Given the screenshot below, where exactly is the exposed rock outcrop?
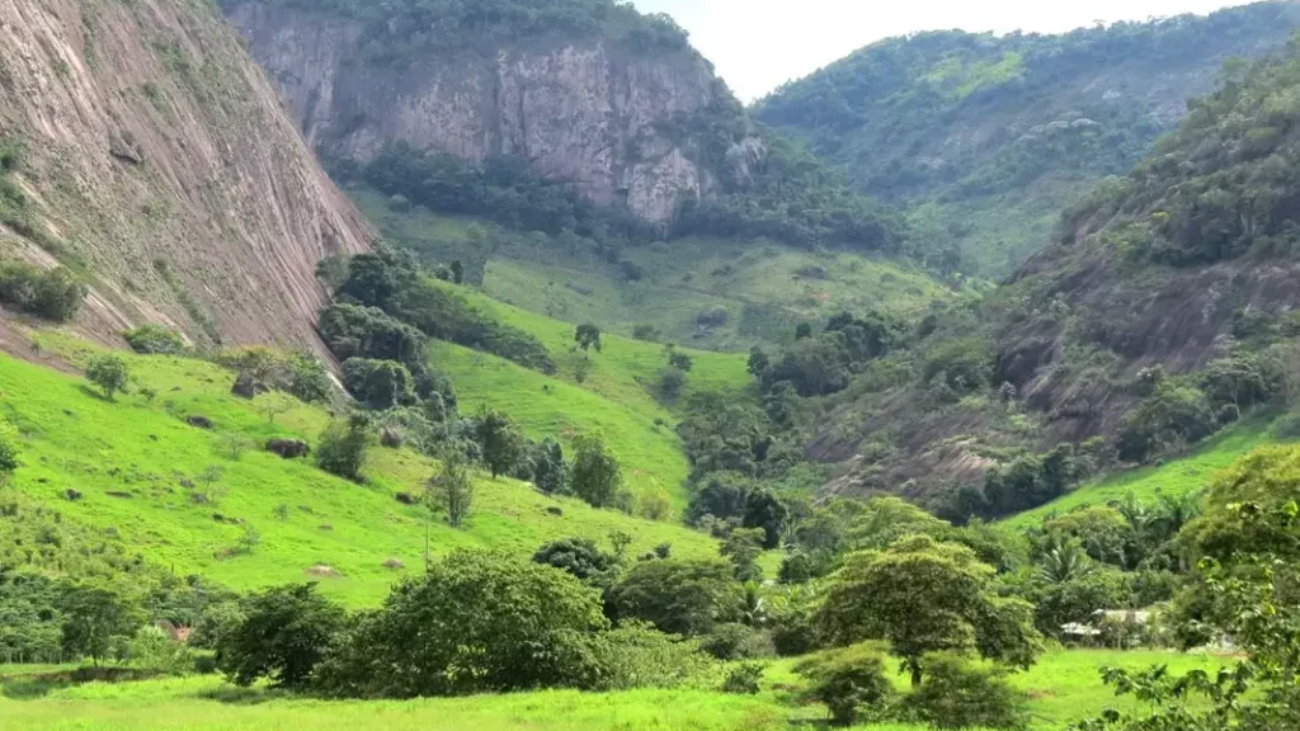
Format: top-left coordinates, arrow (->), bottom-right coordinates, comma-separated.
0,0 -> 372,355
224,3 -> 753,225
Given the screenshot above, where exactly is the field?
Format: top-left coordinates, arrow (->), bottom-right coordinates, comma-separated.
352,187 -> 960,351
0,649 -> 1229,730
2,332 -> 732,607
1001,418 -> 1288,531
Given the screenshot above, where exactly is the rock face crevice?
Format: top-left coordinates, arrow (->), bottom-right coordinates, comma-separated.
224,3 -> 742,225
0,0 -> 372,355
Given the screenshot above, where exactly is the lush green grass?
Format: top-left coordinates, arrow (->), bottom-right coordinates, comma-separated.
1002,419 -> 1287,531
352,187 -> 959,351
4,332 -> 729,606
0,649 -> 1229,730
425,279 -> 753,513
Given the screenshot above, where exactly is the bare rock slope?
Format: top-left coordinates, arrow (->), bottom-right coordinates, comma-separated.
0,0 -> 371,353
224,2 -> 746,225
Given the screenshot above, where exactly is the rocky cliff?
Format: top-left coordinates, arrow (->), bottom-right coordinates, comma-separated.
0,0 -> 371,355
223,2 -> 749,225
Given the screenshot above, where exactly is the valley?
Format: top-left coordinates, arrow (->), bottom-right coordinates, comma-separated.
1,1 -> 1300,730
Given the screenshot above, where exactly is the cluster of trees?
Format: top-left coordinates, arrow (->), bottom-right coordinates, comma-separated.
354,144 -> 656,246
0,260 -> 86,322
1061,23 -> 1300,266
321,250 -> 554,374
748,311 -> 910,398
220,0 -> 690,63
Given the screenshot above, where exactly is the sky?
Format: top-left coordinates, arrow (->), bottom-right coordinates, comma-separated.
632,0 -> 1253,101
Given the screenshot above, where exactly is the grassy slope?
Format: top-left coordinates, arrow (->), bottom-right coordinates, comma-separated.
353,188 -> 959,351
427,279 -> 752,512
1002,420 -> 1287,531
0,650 -> 1227,730
4,333 -> 727,607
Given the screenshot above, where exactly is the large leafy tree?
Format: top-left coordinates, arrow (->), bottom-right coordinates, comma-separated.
817,534 -> 1042,687
474,409 -> 524,480
570,434 -> 622,508
609,559 -> 742,636
216,583 -> 346,690
59,585 -> 142,666
318,551 -> 607,698
86,354 -> 129,401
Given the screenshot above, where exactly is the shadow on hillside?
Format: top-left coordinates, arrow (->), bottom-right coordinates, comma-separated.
75,384 -> 113,403
196,685 -> 286,706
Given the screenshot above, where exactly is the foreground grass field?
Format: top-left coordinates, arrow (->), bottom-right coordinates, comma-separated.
352,187 -> 960,351
3,333 -> 730,606
0,649 -> 1228,730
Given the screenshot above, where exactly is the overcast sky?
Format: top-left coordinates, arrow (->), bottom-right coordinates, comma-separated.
632,0 -> 1253,101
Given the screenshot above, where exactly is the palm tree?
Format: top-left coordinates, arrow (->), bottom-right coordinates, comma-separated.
1039,540 -> 1094,585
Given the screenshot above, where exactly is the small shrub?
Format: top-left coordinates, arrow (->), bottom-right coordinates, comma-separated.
658,368 -> 686,399
701,623 -> 770,661
317,415 -> 370,482
86,354 -> 130,400
899,653 -> 1026,730
632,324 -> 661,342
124,324 -> 186,355
0,420 -> 19,477
721,661 -> 766,695
796,642 -> 895,727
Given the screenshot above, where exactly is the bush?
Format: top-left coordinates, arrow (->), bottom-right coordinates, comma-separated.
316,415 -> 370,482
658,367 -> 687,399
317,551 -> 608,698
532,537 -> 617,585
124,324 -> 186,355
588,621 -> 719,691
700,623 -> 772,661
721,661 -> 766,694
216,584 -> 346,690
796,642 -> 895,727
923,337 -> 994,395
899,653 -> 1026,730
609,560 -> 742,636
0,420 -> 19,477
128,626 -> 196,675
0,261 -> 86,322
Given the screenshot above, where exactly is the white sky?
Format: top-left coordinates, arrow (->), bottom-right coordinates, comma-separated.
631,0 -> 1253,101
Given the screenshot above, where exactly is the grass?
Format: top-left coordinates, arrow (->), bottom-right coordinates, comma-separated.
0,649 -> 1230,730
4,332 -> 730,607
424,279 -> 753,513
351,187 -> 960,351
1001,419 -> 1287,531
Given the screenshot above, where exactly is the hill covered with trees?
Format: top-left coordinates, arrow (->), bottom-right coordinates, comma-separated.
755,2 -> 1300,275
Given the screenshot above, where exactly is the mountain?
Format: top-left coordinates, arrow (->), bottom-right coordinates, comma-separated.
0,0 -> 371,354
221,0 -> 759,226
799,31 -> 1300,517
755,2 -> 1300,276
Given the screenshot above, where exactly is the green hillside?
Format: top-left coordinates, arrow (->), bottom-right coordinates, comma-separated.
3,332 -> 729,607
353,188 -> 960,351
755,2 -> 1300,275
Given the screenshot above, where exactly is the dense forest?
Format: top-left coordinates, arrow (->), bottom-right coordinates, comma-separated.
755,2 -> 1300,274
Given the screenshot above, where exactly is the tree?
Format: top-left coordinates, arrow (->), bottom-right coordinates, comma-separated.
532,537 -> 617,585
530,439 -> 566,494
60,585 -> 142,666
86,354 -> 129,400
743,488 -> 789,549
474,409 -> 524,480
289,355 -> 334,404
216,584 -> 346,690
796,642 -> 895,727
342,358 -> 418,410
747,346 -> 770,379
570,434 -> 622,508
428,454 -> 474,528
668,351 -> 693,372
575,323 -> 602,353
720,528 -> 765,582
817,535 -> 1042,687
795,322 -> 813,340
316,414 -> 370,482
317,551 -> 608,698
609,560 -> 742,636
336,253 -> 402,309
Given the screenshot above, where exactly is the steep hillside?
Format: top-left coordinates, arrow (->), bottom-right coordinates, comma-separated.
0,0 -> 372,353
753,36 -> 1300,520
221,0 -> 752,226
756,2 -> 1300,275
